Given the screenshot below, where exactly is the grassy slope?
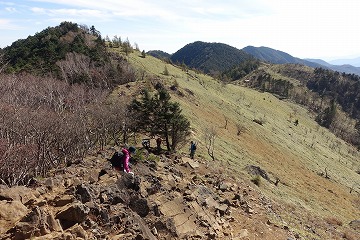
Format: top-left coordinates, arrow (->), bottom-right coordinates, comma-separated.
119,50 -> 359,235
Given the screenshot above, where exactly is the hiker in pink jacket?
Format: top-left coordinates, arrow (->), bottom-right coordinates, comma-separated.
121,146 -> 136,174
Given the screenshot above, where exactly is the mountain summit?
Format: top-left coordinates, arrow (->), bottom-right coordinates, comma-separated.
170,41 -> 253,74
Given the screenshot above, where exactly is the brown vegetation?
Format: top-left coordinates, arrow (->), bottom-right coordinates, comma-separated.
0,74 -> 130,186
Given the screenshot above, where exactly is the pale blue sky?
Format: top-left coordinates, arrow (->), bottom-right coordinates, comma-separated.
1,0 -> 359,60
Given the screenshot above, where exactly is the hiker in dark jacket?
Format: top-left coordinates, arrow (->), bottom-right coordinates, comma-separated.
189,141 -> 196,159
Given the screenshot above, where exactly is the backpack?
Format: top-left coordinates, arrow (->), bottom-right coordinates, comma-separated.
108,151 -> 125,170
193,143 -> 197,151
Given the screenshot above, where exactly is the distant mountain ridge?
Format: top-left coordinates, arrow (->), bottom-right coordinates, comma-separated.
146,50 -> 171,60
149,42 -> 360,76
329,56 -> 360,67
242,46 -> 322,68
306,58 -> 360,75
242,46 -> 360,75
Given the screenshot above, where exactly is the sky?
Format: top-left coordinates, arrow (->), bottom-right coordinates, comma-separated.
1,0 -> 360,60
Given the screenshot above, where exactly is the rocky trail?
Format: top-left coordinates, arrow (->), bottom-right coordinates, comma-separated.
0,147 -> 328,239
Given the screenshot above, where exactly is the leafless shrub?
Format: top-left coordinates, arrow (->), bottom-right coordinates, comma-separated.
57,52 -> 135,89
204,126 -> 217,161
0,52 -> 9,73
0,74 -> 129,186
236,123 -> 246,135
221,114 -> 228,129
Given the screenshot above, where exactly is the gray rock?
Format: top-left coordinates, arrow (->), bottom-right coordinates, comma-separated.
349,219 -> 360,230
75,184 -> 95,203
219,183 -> 229,191
130,197 -> 150,217
56,203 -> 90,229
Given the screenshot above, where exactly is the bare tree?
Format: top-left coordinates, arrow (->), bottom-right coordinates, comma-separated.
204,126 -> 217,161
0,73 -> 129,186
223,114 -> 228,129
236,123 -> 246,135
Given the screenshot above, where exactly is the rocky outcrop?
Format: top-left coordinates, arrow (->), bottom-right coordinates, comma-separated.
2,149 -> 354,239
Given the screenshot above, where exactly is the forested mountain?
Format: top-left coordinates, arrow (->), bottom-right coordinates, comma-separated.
170,41 -> 253,75
3,21 -> 135,88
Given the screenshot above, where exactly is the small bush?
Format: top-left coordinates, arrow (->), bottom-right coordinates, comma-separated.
163,65 -> 169,76
253,119 -> 264,125
147,153 -> 160,162
251,175 -> 261,186
236,123 -> 246,135
132,149 -> 145,162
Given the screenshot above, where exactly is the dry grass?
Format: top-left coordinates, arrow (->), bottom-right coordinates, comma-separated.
324,217 -> 343,226
343,231 -> 358,240
120,50 -> 360,238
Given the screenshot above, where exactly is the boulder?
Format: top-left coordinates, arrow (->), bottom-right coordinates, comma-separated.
245,165 -> 270,181
67,224 -> 88,239
158,196 -> 197,237
6,205 -> 63,238
129,197 -> 150,217
13,222 -> 38,240
349,219 -> 360,230
46,213 -> 63,232
75,184 -> 96,203
0,185 -> 39,203
53,194 -> 75,207
0,200 -> 29,234
56,203 -> 90,229
182,157 -> 200,169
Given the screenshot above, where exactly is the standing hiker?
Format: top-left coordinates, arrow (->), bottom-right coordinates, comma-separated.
189,141 -> 196,159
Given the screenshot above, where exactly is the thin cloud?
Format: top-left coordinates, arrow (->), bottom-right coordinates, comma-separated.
30,7 -> 107,18
5,7 -> 18,13
2,0 -> 360,58
0,19 -> 24,30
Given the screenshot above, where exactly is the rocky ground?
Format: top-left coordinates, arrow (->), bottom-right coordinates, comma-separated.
0,147 -> 358,240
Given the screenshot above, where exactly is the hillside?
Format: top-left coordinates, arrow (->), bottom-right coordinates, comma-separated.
1,27 -> 360,239
1,48 -> 359,239
125,51 -> 360,239
170,41 -> 253,75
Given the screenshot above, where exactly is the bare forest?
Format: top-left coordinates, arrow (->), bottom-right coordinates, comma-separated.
0,73 -> 131,186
